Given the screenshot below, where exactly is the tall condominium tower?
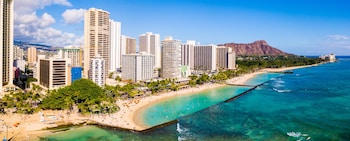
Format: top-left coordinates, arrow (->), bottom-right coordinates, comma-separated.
194,45 -> 217,71
139,32 -> 161,68
89,55 -> 105,87
121,53 -> 155,82
161,36 -> 181,79
217,46 -> 236,70
84,8 -> 110,81
109,20 -> 121,71
0,0 -> 14,96
181,40 -> 195,70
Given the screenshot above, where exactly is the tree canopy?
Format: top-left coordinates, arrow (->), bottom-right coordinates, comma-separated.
40,79 -> 117,114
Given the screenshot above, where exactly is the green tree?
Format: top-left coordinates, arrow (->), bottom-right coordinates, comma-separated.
188,75 -> 198,86
197,74 -> 210,84
115,76 -> 122,81
109,72 -> 113,78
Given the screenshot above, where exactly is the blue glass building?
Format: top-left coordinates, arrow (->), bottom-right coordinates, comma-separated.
71,67 -> 82,83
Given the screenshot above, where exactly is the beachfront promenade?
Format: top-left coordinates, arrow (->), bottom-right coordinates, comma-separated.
1,65 -> 316,140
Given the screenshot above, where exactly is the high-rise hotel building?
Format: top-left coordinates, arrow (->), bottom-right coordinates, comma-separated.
84,8 -> 110,82
109,20 -> 121,71
181,40 -> 195,70
0,0 -> 14,96
217,46 -> 236,70
139,32 -> 161,68
121,53 -> 155,82
194,45 -> 217,71
161,37 -> 181,79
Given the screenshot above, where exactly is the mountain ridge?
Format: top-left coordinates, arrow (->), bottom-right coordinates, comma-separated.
220,40 -> 293,56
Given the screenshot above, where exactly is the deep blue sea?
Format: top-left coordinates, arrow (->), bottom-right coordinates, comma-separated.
45,57 -> 350,141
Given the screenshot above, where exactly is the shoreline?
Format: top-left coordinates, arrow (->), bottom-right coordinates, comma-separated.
132,83 -> 226,129
130,64 -> 318,130
4,64 -> 317,140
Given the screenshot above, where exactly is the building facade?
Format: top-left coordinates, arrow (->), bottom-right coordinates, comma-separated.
89,55 -> 105,87
193,45 -> 217,71
84,8 -> 110,81
181,40 -> 195,70
0,0 -> 14,96
71,67 -> 82,83
139,32 -> 161,68
121,35 -> 136,55
39,58 -> 69,90
161,37 -> 182,79
120,35 -> 136,70
14,45 -> 24,60
320,54 -> 336,62
14,59 -> 26,72
57,47 -> 82,67
27,47 -> 37,66
121,53 -> 155,82
110,20 -> 121,71
217,46 -> 236,70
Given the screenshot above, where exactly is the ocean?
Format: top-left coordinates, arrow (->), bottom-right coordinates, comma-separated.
44,56 -> 350,141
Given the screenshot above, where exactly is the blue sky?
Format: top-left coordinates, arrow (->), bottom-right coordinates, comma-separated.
14,0 -> 350,55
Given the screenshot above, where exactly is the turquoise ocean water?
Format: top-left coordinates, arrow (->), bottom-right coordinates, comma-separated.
44,57 -> 350,141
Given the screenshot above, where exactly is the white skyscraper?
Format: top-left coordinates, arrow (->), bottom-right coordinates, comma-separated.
1,0 -> 14,96
161,36 -> 182,79
89,55 -> 105,87
110,20 -> 121,71
139,32 -> 161,68
121,53 -> 155,82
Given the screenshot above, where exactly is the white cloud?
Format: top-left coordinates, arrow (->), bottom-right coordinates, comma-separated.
52,0 -> 72,6
13,0 -> 84,47
327,35 -> 349,40
15,0 -> 71,14
321,35 -> 350,52
62,8 -> 86,24
40,13 -> 56,27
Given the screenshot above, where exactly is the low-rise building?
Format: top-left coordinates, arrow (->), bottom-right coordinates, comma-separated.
39,58 -> 69,90
89,55 -> 105,87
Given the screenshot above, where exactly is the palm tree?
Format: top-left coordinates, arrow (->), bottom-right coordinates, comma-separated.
31,93 -> 41,108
